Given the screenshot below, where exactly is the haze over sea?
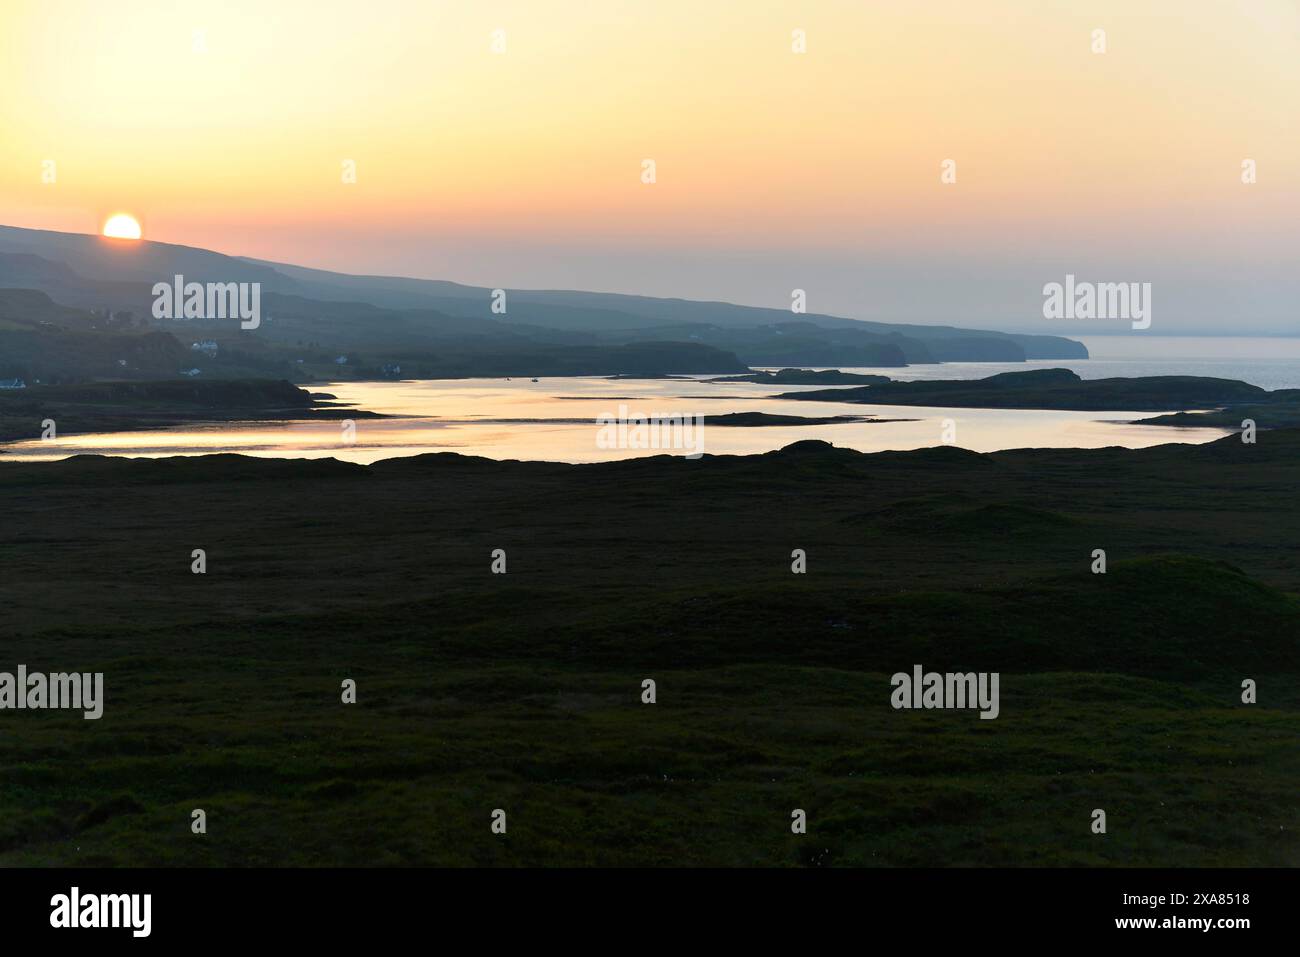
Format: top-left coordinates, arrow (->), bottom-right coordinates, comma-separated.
885,337 -> 1300,391
4,337 -> 1297,464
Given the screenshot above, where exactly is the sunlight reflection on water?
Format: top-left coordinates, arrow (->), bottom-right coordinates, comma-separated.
0,373 -> 1231,464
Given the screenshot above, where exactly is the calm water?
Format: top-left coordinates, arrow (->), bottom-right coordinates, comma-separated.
4,336 -> 1296,464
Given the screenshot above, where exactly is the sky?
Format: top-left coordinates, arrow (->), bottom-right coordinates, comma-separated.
1,0 -> 1297,334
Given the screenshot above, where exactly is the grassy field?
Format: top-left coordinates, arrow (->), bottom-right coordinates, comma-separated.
1,433 -> 1297,866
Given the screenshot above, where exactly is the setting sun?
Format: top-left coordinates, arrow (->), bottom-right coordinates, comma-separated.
102,213 -> 141,240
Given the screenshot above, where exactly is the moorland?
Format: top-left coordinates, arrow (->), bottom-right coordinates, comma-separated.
1,432 -> 1296,866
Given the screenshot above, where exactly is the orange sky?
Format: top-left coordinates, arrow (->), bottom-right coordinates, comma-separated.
1,0 -> 1297,329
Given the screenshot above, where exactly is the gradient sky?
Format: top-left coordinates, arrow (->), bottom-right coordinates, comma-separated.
2,0 -> 1297,333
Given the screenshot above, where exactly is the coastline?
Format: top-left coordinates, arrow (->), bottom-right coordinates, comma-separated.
0,379 -> 382,447
3,366 -> 1281,456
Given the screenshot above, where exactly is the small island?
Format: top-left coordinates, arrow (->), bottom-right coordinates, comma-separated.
777,368 -> 1282,417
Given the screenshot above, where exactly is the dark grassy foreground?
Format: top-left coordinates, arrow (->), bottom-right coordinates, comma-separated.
1,432 -> 1298,866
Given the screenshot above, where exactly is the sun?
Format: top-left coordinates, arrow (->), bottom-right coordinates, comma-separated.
102,213 -> 142,240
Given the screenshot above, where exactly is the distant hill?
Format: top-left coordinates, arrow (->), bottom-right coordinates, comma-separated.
0,223 -> 1088,382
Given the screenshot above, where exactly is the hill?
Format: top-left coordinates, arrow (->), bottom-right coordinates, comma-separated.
0,224 -> 1088,381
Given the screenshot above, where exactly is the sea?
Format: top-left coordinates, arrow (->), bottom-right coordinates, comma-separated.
3,336 -> 1298,464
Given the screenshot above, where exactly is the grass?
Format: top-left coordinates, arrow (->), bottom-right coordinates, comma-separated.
1,432 -> 1297,866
